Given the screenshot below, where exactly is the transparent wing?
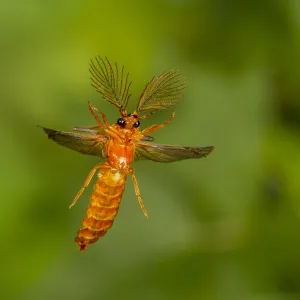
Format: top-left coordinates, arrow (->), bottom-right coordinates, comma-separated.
73,125 -> 105,135
134,141 -> 214,163
42,127 -> 107,158
90,56 -> 132,109
136,70 -> 187,114
140,135 -> 154,141
73,126 -> 154,141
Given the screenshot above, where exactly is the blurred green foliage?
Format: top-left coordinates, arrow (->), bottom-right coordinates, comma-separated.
1,0 -> 300,299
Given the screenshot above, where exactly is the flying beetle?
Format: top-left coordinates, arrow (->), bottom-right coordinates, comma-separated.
42,56 -> 214,251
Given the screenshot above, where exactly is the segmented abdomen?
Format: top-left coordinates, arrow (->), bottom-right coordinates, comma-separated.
75,168 -> 126,251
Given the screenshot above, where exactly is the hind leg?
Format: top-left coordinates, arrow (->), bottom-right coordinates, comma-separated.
128,169 -> 148,219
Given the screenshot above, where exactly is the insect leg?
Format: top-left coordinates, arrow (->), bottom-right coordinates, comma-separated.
88,101 -> 107,129
141,112 -> 175,136
88,101 -> 123,143
90,105 -> 110,127
128,169 -> 148,219
138,111 -> 154,120
69,163 -> 108,209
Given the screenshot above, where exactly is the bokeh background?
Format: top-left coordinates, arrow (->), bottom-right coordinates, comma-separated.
1,0 -> 300,299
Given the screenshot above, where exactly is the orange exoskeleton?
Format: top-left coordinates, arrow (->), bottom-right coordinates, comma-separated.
42,56 -> 214,251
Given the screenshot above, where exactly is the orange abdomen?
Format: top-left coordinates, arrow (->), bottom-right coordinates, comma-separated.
75,168 -> 126,251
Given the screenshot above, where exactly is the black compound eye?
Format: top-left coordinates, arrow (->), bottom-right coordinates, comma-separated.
117,118 -> 126,127
133,120 -> 140,128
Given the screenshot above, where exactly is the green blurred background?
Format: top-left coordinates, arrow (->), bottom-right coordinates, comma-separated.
1,0 -> 300,299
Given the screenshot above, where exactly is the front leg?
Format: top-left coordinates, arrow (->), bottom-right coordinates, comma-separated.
88,101 -> 107,130
88,101 -> 124,143
89,102 -> 110,127
142,112 -> 175,136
